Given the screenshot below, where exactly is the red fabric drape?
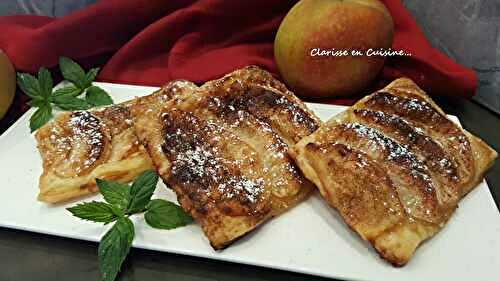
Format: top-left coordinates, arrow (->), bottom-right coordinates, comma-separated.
0,0 -> 476,110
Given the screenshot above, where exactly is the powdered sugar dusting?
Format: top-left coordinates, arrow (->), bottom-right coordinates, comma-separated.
403,98 -> 428,112
275,96 -> 307,125
355,109 -> 460,182
345,123 -> 434,192
68,112 -> 105,173
165,115 -> 266,205
48,111 -> 105,175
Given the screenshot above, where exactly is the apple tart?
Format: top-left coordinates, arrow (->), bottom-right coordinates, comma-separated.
290,78 -> 497,266
35,104 -> 153,203
130,66 -> 320,249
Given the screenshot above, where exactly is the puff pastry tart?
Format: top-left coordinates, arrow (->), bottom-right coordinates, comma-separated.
130,66 -> 319,249
290,78 -> 497,266
36,104 -> 153,203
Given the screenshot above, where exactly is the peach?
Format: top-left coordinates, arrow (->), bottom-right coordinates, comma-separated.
0,50 -> 15,120
274,0 -> 394,98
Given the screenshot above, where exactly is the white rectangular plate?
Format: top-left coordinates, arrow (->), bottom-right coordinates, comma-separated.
0,82 -> 499,281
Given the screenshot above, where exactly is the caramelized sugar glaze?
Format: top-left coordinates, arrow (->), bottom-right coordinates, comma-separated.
162,109 -> 271,218
290,78 -> 497,266
363,91 -> 474,190
38,111 -> 110,178
38,106 -> 142,178
36,104 -> 153,203
130,66 -> 320,249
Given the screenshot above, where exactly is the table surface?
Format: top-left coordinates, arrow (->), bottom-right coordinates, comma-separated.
0,95 -> 498,281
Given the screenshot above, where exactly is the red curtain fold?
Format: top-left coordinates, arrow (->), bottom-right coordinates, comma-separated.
0,0 -> 476,109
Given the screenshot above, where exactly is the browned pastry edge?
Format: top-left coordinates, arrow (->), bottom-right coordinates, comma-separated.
290,77 -> 497,266
130,66 -> 318,249
35,103 -> 153,203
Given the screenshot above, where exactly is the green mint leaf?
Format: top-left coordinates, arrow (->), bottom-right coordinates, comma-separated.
37,68 -> 53,98
52,85 -> 83,98
85,67 -> 100,85
67,201 -> 118,224
30,105 -> 52,132
85,86 -> 114,107
98,217 -> 134,281
52,95 -> 90,111
28,99 -> 47,108
59,57 -> 87,89
17,72 -> 42,99
127,170 -> 158,214
145,199 -> 192,230
96,178 -> 131,212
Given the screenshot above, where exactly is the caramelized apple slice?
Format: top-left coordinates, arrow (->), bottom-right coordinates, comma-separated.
37,111 -> 111,178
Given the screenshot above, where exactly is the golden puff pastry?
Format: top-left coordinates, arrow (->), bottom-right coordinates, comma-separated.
130,66 -> 320,249
36,104 -> 153,203
290,78 -> 497,266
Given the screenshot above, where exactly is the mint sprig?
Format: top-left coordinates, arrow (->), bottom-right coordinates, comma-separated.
96,179 -> 131,212
29,105 -> 52,132
51,94 -> 91,111
17,57 -> 114,132
98,217 -> 134,281
127,170 -> 158,214
52,85 -> 83,98
86,85 -> 114,107
67,170 -> 192,281
17,72 -> 43,99
37,68 -> 53,99
59,56 -> 92,89
145,199 -> 193,230
67,201 -> 119,224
